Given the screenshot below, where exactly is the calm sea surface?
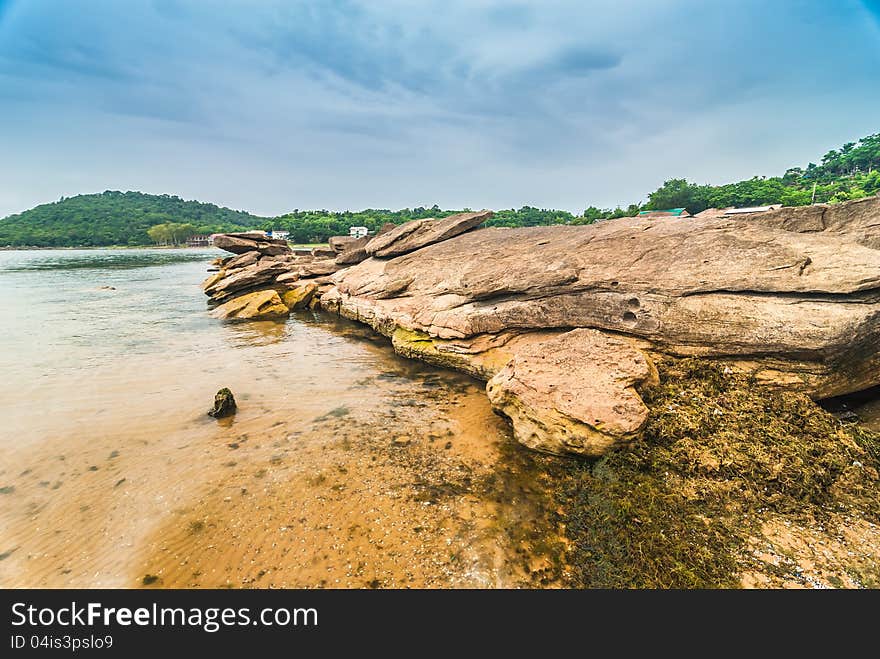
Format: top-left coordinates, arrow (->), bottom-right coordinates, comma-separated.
0,248 -> 439,444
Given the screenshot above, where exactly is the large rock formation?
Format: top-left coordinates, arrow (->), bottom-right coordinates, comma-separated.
202,214 -> 492,314
203,197 -> 880,456
202,231 -> 343,319
320,196 -> 880,455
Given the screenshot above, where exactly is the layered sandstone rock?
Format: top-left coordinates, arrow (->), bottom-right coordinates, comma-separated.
751,194 -> 880,249
328,235 -> 358,253
321,196 -> 880,455
364,210 -> 492,258
211,289 -> 290,320
334,236 -> 371,265
212,232 -> 291,256
202,196 -> 880,456
281,281 -> 319,310
333,222 -> 405,265
203,230 -> 342,321
224,251 -> 260,271
486,329 -> 658,455
203,258 -> 290,301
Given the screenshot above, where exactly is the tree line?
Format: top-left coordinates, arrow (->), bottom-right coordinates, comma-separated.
1,133 -> 878,247
642,133 -> 880,214
266,206 -> 583,244
146,222 -> 197,246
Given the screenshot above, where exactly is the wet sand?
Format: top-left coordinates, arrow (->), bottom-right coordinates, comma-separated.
0,349 -> 565,588
0,250 -> 566,588
135,382 -> 566,589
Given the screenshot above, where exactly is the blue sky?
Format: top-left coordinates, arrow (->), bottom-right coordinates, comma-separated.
0,0 -> 878,217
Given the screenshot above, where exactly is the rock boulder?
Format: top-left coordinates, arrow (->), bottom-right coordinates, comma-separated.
281,281 -> 319,310
335,236 -> 372,265
486,329 -> 657,455
364,210 -> 492,258
210,289 -> 290,320
204,258 -> 290,301
328,236 -> 358,253
213,232 -> 291,257
208,388 -> 237,418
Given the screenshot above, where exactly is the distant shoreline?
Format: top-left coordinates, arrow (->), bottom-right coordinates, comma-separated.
0,244 -> 326,251
0,245 -> 219,251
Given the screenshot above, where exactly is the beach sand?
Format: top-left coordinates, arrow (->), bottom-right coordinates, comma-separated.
0,343 -> 566,589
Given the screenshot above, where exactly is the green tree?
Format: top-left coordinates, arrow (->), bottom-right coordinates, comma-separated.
169,222 -> 196,245
147,223 -> 172,245
646,179 -> 711,213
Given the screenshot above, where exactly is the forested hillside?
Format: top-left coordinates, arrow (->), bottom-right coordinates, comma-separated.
0,191 -> 268,246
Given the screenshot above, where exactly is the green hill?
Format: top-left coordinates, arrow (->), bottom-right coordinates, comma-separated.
0,191 -> 268,247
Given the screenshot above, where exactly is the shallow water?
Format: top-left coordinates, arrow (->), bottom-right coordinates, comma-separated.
0,248 -> 562,588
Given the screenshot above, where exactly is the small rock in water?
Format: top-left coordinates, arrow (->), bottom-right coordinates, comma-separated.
209,387 -> 237,418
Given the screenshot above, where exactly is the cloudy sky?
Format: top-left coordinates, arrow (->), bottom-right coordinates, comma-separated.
0,0 -> 878,218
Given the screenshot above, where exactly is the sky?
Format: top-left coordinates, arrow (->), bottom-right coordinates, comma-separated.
0,0 -> 878,218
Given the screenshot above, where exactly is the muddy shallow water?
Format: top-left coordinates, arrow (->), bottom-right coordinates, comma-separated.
0,249 -> 564,588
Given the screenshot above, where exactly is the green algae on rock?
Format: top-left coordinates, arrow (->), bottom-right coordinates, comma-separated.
550,359 -> 880,588
210,289 -> 290,321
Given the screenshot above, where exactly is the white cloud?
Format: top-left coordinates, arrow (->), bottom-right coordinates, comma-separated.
0,0 -> 878,217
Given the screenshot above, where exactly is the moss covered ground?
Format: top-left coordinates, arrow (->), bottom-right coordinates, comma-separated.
542,359 -> 880,588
